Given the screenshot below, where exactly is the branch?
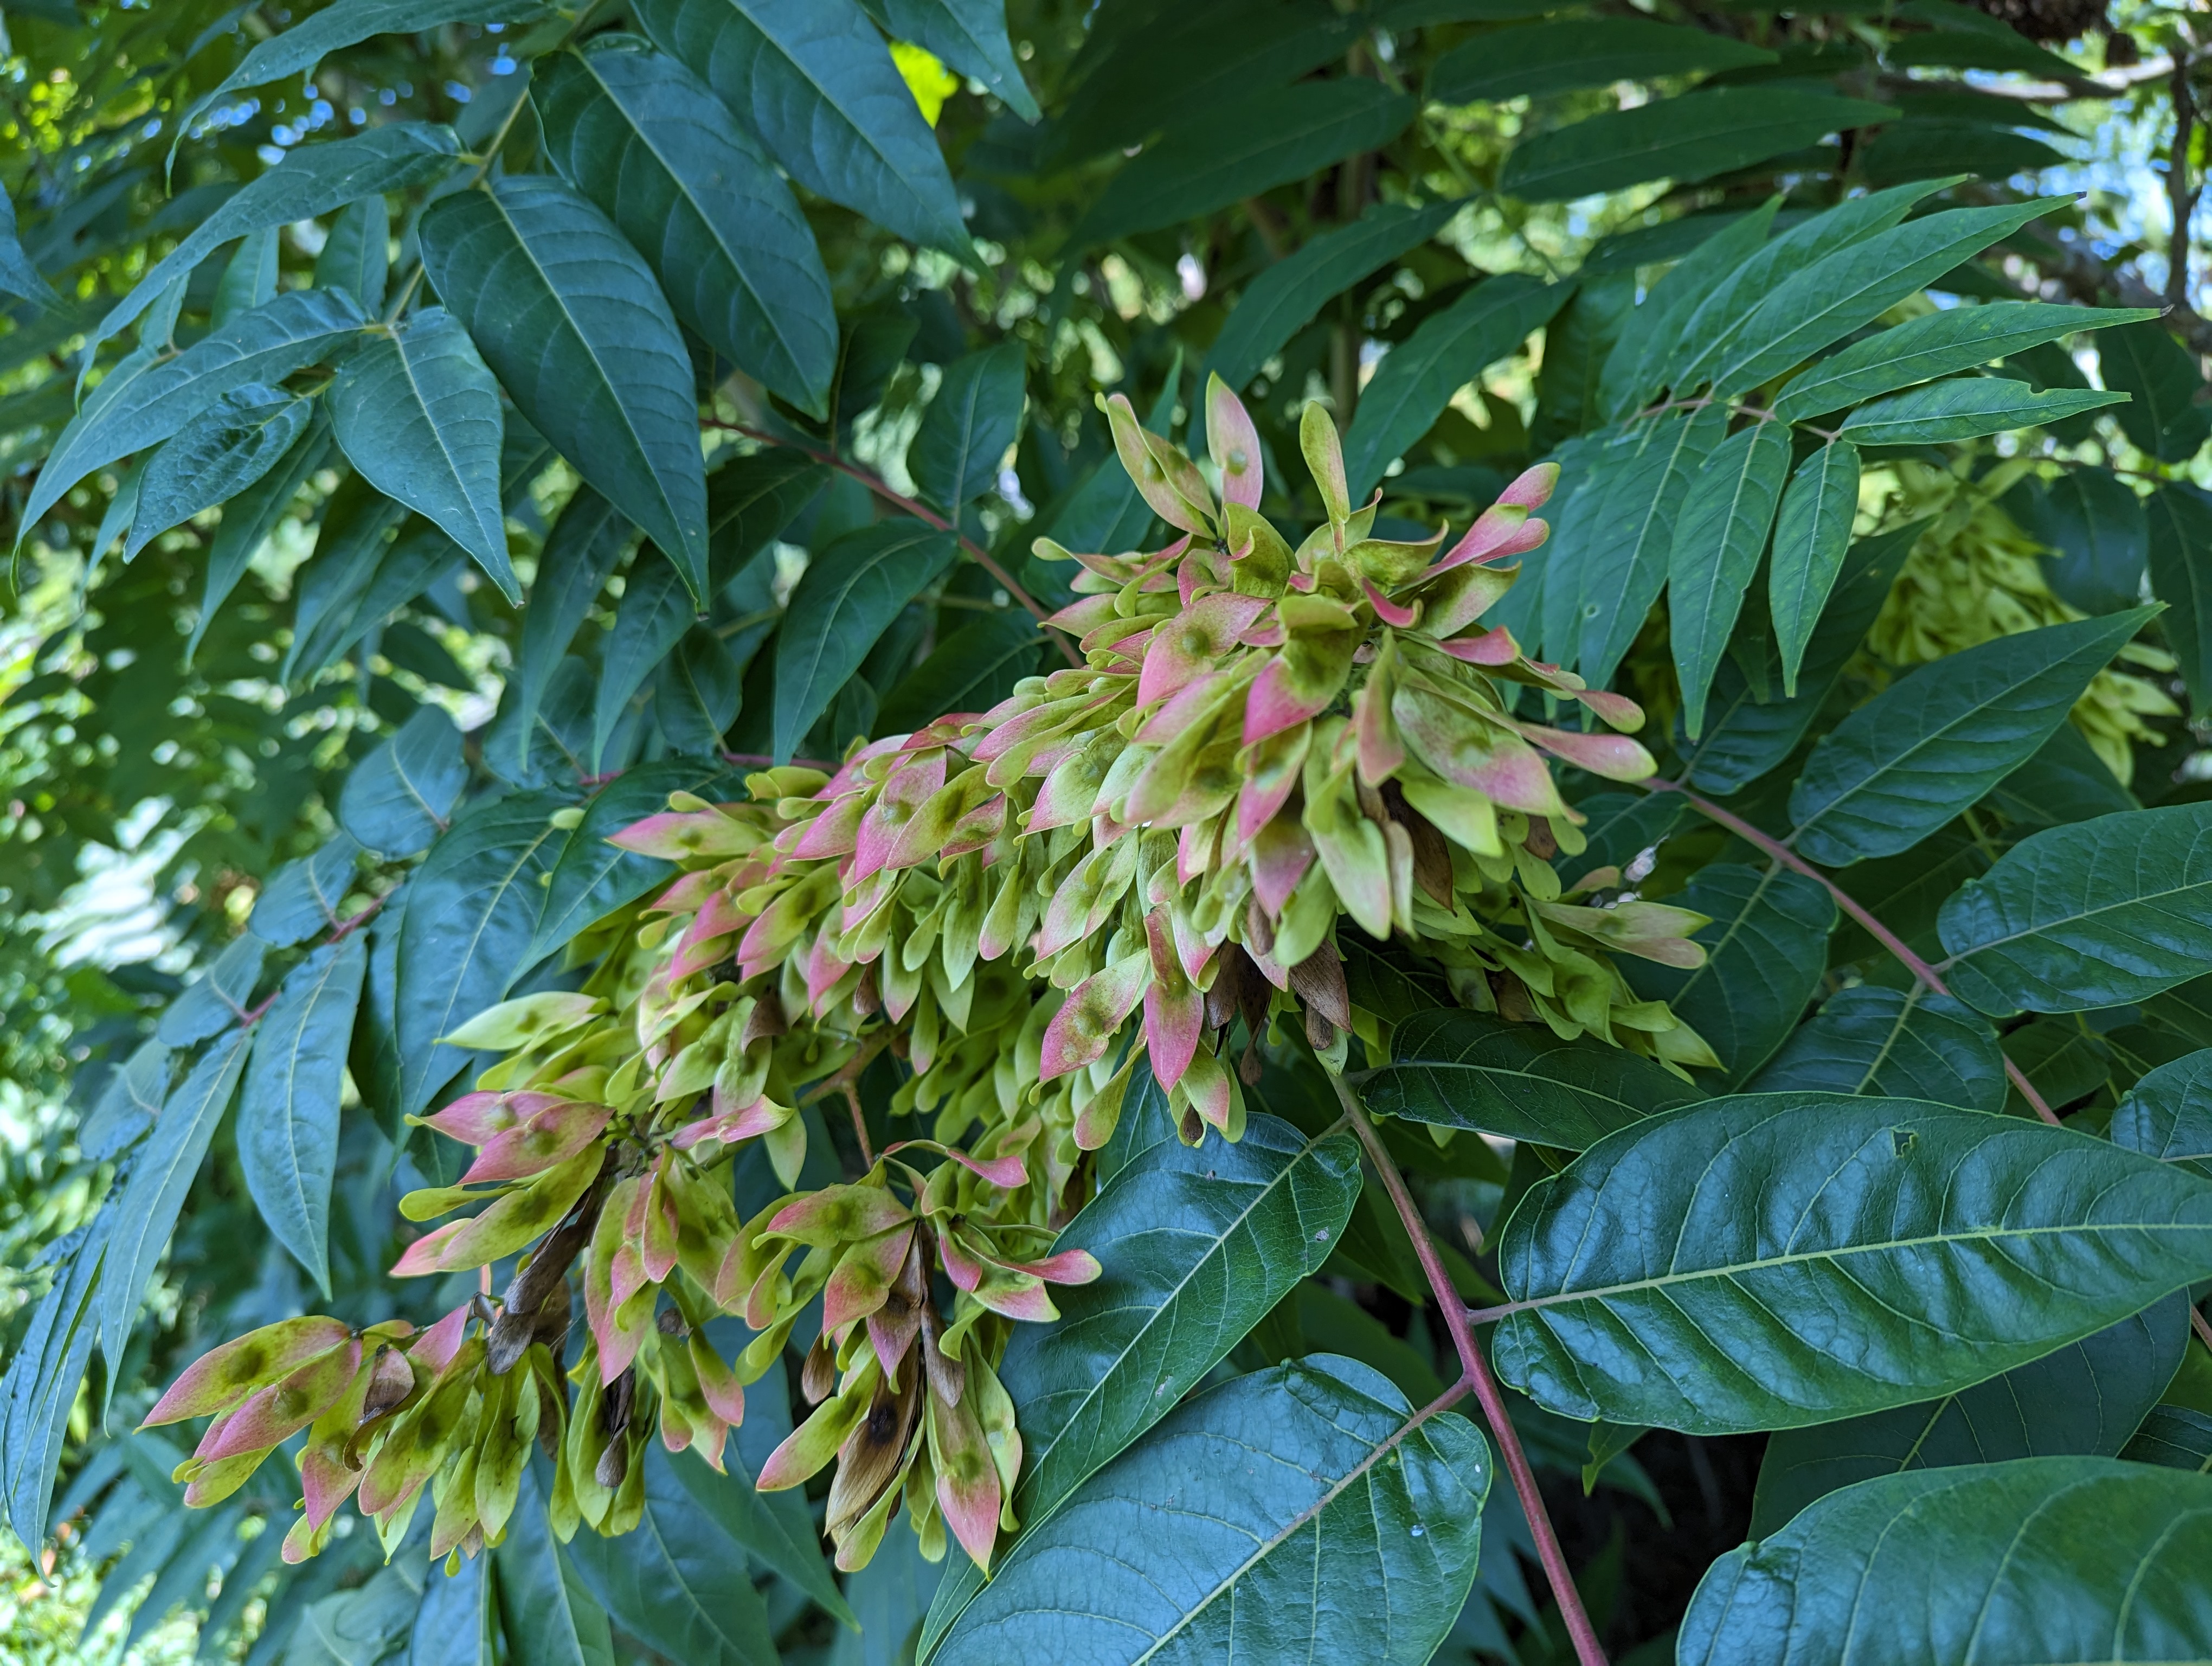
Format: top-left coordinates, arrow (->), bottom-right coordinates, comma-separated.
1639,778 -> 2063,1127
707,419 -> 1081,668
2168,56 -> 2202,311
1326,1070 -> 1610,1666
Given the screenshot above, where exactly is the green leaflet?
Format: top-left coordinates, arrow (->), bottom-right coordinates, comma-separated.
632,0 -> 970,255
910,342 -> 1026,514
237,935 -> 369,1297
282,473 -> 410,683
506,487 -> 633,775
88,125 -> 459,369
1747,985 -> 2005,1111
1598,201 -> 1777,421
2147,484 -> 2212,716
1494,1094 -> 2212,1433
419,176 -> 711,600
927,1356 -> 1488,1666
1200,201 -> 1458,398
1680,1459 -> 2212,1665
0,185 -> 58,306
99,1031 -> 253,1375
922,1109 -> 1361,1652
1361,1007 -> 1702,1148
1,1210 -> 111,1545
2110,1048 -> 2212,1179
1623,862 -> 1835,1086
1747,1294 -> 2190,1535
329,307 -> 513,596
535,35 -> 838,417
493,1476 -> 616,1666
2009,465 -> 2149,618
21,287 -> 368,541
528,761 -> 737,964
1427,18 -> 1773,104
865,0 -> 1038,120
876,607 -> 1046,736
772,522 -> 957,762
1773,300 -> 2157,422
1669,418 -> 1791,739
1341,273 -> 1567,502
1499,89 -> 1893,203
1530,272 -> 1635,452
661,1431 -> 856,1626
313,191 -> 390,311
1573,403 -> 1731,687
338,705 -> 467,858
157,936 -> 267,1049
125,385 -> 310,562
250,833 -> 364,950
1937,803 -> 2212,1016
211,226 -> 279,326
563,1445 -> 778,1666
1069,79 -> 1413,254
393,787 -> 574,1120
1709,196 -> 2073,398
1982,720 -> 2136,832
2124,1405 -> 2212,1471
407,1543 -> 496,1666
1683,516 -> 1926,794
1766,439 -> 1859,695
1836,376 -> 2126,446
1786,608 -> 2156,867
188,409 -> 332,667
593,547 -> 696,769
2097,317 -> 2212,463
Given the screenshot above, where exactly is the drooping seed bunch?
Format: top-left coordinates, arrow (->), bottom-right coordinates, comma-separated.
145,385 -> 1718,1579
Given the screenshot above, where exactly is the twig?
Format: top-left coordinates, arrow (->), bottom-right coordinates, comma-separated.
840,1083 -> 875,1168
2166,55 -> 2201,311
2195,1305 -> 2212,1355
1327,1071 -> 1610,1666
1638,777 -> 2063,1127
705,419 -> 1079,667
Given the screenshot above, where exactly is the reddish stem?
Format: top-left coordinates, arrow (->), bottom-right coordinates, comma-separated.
1642,778 -> 2062,1127
2195,1305 -> 2212,1355
1330,1073 -> 1610,1666
706,419 -> 1081,667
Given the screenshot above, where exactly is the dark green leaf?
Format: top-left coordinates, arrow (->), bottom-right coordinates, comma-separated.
910,343 -> 1025,513
213,227 -> 280,327
1748,1293 -> 2190,1534
2111,1048 -> 2212,1179
1767,440 -> 1859,696
494,1476 -> 616,1666
419,176 -> 710,599
2008,466 -> 2149,618
1836,376 -> 2126,446
329,307 -> 512,597
660,1442 -> 855,1628
2147,484 -> 2212,716
1982,719 -> 2136,831
1531,273 -> 1635,451
867,0 -> 1038,120
188,411 -> 332,666
1362,1008 -> 1701,1148
1711,197 -> 2070,398
1429,18 -> 1773,104
535,35 -> 838,416
1495,1093 -> 2212,1433
1671,419 -> 1791,738
1787,608 -> 2155,866
158,936 -> 267,1048
1683,517 -> 1926,794
2097,317 -> 2212,463
1342,273 -> 1567,501
394,788 -> 573,1119
1070,79 -> 1413,252
2123,1405 -> 2212,1471
594,548 -> 696,769
1597,202 -> 1776,422
1200,201 -> 1457,396
876,607 -> 1043,735
657,627 -> 743,753
1938,803 -> 2212,1017
79,1038 -> 171,1162
506,488 -> 632,776
284,475 -> 409,682
124,385 -> 310,561
252,834 -> 364,949
528,761 -> 734,964
1562,790 -> 1683,887
1748,985 -> 2004,1110
563,1444 -> 776,1666
773,522 -> 957,761
239,935 -> 368,1296
407,1551 -> 494,1666
1774,300 -> 2156,423
633,0 -> 970,254
1681,1458 -> 2212,1665
1571,405 -> 1731,687
100,1032 -> 252,1370
338,704 -> 466,858
1500,89 -> 1892,203
706,450 -> 828,590
1623,863 -> 1835,1085
0,187 -> 57,306
313,192 -> 389,311
90,125 -> 459,364
927,1356 -> 1487,1666
0,1212 -> 109,1545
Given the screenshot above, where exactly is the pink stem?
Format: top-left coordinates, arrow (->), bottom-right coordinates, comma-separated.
1642,779 -> 2062,1127
1331,1075 -> 1609,1666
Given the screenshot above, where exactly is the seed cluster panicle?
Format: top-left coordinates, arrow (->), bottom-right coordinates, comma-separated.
145,383 -> 1719,1577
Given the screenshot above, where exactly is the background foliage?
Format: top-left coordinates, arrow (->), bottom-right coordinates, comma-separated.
4,0 -> 2212,1661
